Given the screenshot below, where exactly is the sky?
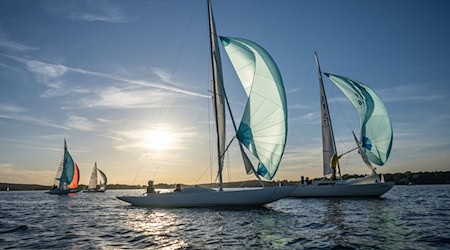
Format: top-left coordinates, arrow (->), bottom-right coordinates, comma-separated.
0,0 -> 449,186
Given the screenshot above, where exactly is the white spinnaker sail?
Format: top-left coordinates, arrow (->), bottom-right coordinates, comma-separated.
98,169 -> 107,191
220,37 -> 288,180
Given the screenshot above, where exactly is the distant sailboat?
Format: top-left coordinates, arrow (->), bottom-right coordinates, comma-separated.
117,0 -> 293,207
291,52 -> 394,197
47,139 -> 80,195
84,162 -> 107,193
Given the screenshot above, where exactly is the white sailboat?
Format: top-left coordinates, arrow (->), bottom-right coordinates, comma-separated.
117,0 -> 293,207
291,52 -> 394,197
83,162 -> 107,193
48,139 -> 81,195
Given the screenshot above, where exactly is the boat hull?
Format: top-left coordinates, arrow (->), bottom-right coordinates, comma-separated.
117,186 -> 294,208
291,182 -> 394,198
47,189 -> 81,195
83,189 -> 106,193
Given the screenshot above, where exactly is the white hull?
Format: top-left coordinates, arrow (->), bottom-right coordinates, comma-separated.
117,186 -> 294,208
291,175 -> 393,197
47,189 -> 80,195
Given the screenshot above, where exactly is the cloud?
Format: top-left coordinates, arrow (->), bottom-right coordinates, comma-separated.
65,114 -> 96,131
43,0 -> 132,23
377,84 -> 445,103
2,54 -> 209,98
0,38 -> 35,52
291,111 -> 321,124
151,67 -> 172,83
80,86 -> 172,109
0,103 -> 27,113
288,104 -> 312,110
0,113 -> 68,130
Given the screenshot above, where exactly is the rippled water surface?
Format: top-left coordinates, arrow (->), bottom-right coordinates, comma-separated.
1,185 -> 449,249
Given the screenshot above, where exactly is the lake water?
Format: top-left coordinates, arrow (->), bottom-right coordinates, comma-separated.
0,185 -> 449,249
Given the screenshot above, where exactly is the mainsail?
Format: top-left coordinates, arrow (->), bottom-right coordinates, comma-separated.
324,73 -> 393,165
88,162 -> 98,189
315,53 -> 338,176
208,0 -> 226,190
220,37 -> 288,180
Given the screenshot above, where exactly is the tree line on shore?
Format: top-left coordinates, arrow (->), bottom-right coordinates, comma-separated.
1,171 -> 449,191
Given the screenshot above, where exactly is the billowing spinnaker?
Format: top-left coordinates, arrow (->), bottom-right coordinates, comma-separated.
60,140 -> 75,185
98,169 -> 108,188
324,73 -> 393,165
220,36 -> 288,180
68,163 -> 79,189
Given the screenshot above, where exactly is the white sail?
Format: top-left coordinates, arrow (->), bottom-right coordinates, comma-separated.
53,158 -> 63,188
88,162 -> 98,189
208,0 -> 226,190
315,52 -> 338,177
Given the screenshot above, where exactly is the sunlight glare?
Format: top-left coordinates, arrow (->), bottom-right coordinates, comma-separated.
145,129 -> 173,151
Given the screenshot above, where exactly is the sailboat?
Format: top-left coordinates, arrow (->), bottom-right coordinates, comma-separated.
47,139 -> 81,195
291,52 -> 394,197
117,0 -> 293,207
83,162 -> 107,193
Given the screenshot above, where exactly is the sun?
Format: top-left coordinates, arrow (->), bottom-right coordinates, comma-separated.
145,129 -> 173,151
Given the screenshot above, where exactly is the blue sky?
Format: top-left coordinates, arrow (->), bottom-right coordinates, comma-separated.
0,0 -> 449,185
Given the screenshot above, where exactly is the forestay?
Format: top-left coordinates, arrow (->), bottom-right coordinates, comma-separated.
324,73 -> 393,165
220,37 -> 288,180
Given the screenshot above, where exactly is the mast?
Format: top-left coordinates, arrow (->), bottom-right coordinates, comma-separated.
315,52 -> 341,179
208,0 -> 226,191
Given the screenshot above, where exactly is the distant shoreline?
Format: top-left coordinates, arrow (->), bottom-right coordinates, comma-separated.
1,171 -> 449,191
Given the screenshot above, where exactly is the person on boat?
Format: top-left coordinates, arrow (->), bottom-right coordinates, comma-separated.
147,180 -> 155,194
52,184 -> 57,190
174,184 -> 181,192
330,154 -> 343,180
300,176 -> 305,186
305,177 -> 311,185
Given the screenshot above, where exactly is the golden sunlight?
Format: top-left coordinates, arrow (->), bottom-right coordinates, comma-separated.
145,129 -> 174,151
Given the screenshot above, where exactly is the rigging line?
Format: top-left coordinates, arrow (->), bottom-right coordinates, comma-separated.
208,87 -> 213,188
326,83 -> 354,153
195,154 -> 218,184
132,151 -> 151,184
163,39 -> 210,123
155,3 -> 200,123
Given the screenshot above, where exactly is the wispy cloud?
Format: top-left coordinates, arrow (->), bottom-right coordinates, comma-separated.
0,38 -> 35,52
151,67 -> 172,83
0,103 -> 27,113
291,111 -> 321,124
0,103 -> 68,130
288,104 -> 313,110
2,54 -> 209,98
0,113 -> 68,130
376,84 -> 445,103
43,0 -> 133,23
80,86 -> 172,109
65,114 -> 96,131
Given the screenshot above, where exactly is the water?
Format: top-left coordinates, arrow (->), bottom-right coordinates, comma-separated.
0,185 -> 449,249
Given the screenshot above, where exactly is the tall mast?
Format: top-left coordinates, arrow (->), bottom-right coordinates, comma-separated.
208,0 -> 226,191
315,52 -> 341,179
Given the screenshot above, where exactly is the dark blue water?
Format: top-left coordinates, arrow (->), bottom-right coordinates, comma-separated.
1,185 -> 449,249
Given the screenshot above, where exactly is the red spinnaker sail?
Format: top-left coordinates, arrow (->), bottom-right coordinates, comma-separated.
68,163 -> 79,189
